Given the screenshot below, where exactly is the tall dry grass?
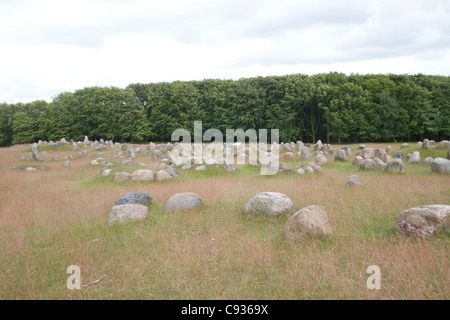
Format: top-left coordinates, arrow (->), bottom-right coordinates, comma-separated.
0,143 -> 448,299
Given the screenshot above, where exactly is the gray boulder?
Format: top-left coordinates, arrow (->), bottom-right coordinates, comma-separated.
242,192 -> 293,217
334,149 -> 347,161
430,158 -> 450,173
360,159 -> 376,170
115,192 -> 152,206
164,193 -> 203,212
384,159 -> 405,173
394,151 -> 404,159
131,169 -> 154,181
156,170 -> 172,181
395,205 -> 449,238
166,167 -> 180,177
31,144 -> 42,161
422,139 -> 430,150
423,157 -> 434,165
408,151 -> 420,164
345,175 -> 360,188
282,205 -> 333,241
151,150 -> 163,161
299,147 -> 311,160
106,204 -> 148,226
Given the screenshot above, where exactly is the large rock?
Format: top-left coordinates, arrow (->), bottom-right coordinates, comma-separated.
334,149 -> 347,161
423,157 -> 434,165
430,158 -> 450,173
408,151 -> 420,164
422,139 -> 430,150
156,170 -> 172,181
31,144 -> 42,161
436,140 -> 450,149
131,169 -> 154,181
113,172 -> 131,182
242,192 -> 293,217
115,192 -> 152,206
106,204 -> 148,226
166,167 -> 180,177
282,205 -> 333,241
345,174 -> 360,188
374,158 -> 387,171
360,159 -> 376,170
151,150 -> 163,161
299,147 -> 311,160
164,193 -> 203,212
384,159 -> 405,173
394,205 -> 450,238
361,148 -> 375,160
394,151 -> 403,160
352,156 -> 364,166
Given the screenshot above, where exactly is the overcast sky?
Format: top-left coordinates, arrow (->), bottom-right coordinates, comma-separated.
1,0 -> 449,103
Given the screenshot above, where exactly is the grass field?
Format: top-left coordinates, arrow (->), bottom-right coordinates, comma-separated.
0,142 -> 449,299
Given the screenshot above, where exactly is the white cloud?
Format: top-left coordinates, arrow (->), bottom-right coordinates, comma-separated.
0,0 -> 449,103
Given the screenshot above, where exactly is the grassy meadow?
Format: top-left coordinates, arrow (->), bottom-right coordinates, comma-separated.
0,142 -> 449,300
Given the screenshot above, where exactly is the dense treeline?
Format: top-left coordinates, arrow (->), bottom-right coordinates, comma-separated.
0,73 -> 448,146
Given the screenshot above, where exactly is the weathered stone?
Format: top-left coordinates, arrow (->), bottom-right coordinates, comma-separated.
296,141 -> 304,151
113,172 -> 131,182
282,205 -> 333,241
384,159 -> 405,173
196,165 -> 206,171
430,158 -> 450,173
156,170 -> 172,181
423,157 -> 434,165
147,142 -> 157,151
401,143 -> 409,148
296,168 -> 305,175
422,139 -> 430,150
312,165 -> 323,174
305,166 -> 315,174
315,155 -> 328,165
100,169 -> 112,177
352,156 -> 364,166
62,161 -> 71,168
106,204 -> 148,226
313,140 -> 323,151
360,159 -> 376,170
299,147 -> 311,160
164,193 -> 203,212
284,152 -> 294,159
131,169 -> 154,181
374,158 -> 387,171
242,192 -> 293,217
334,149 -> 347,161
361,148 -> 375,160
345,175 -> 360,188
394,151 -> 404,159
395,205 -> 449,238
151,150 -> 163,161
166,167 -> 180,177
31,144 -> 42,161
408,151 -> 420,164
436,140 -> 450,149
115,192 -> 152,206
224,162 -> 236,171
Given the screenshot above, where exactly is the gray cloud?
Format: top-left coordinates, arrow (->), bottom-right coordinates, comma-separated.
0,0 -> 448,102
